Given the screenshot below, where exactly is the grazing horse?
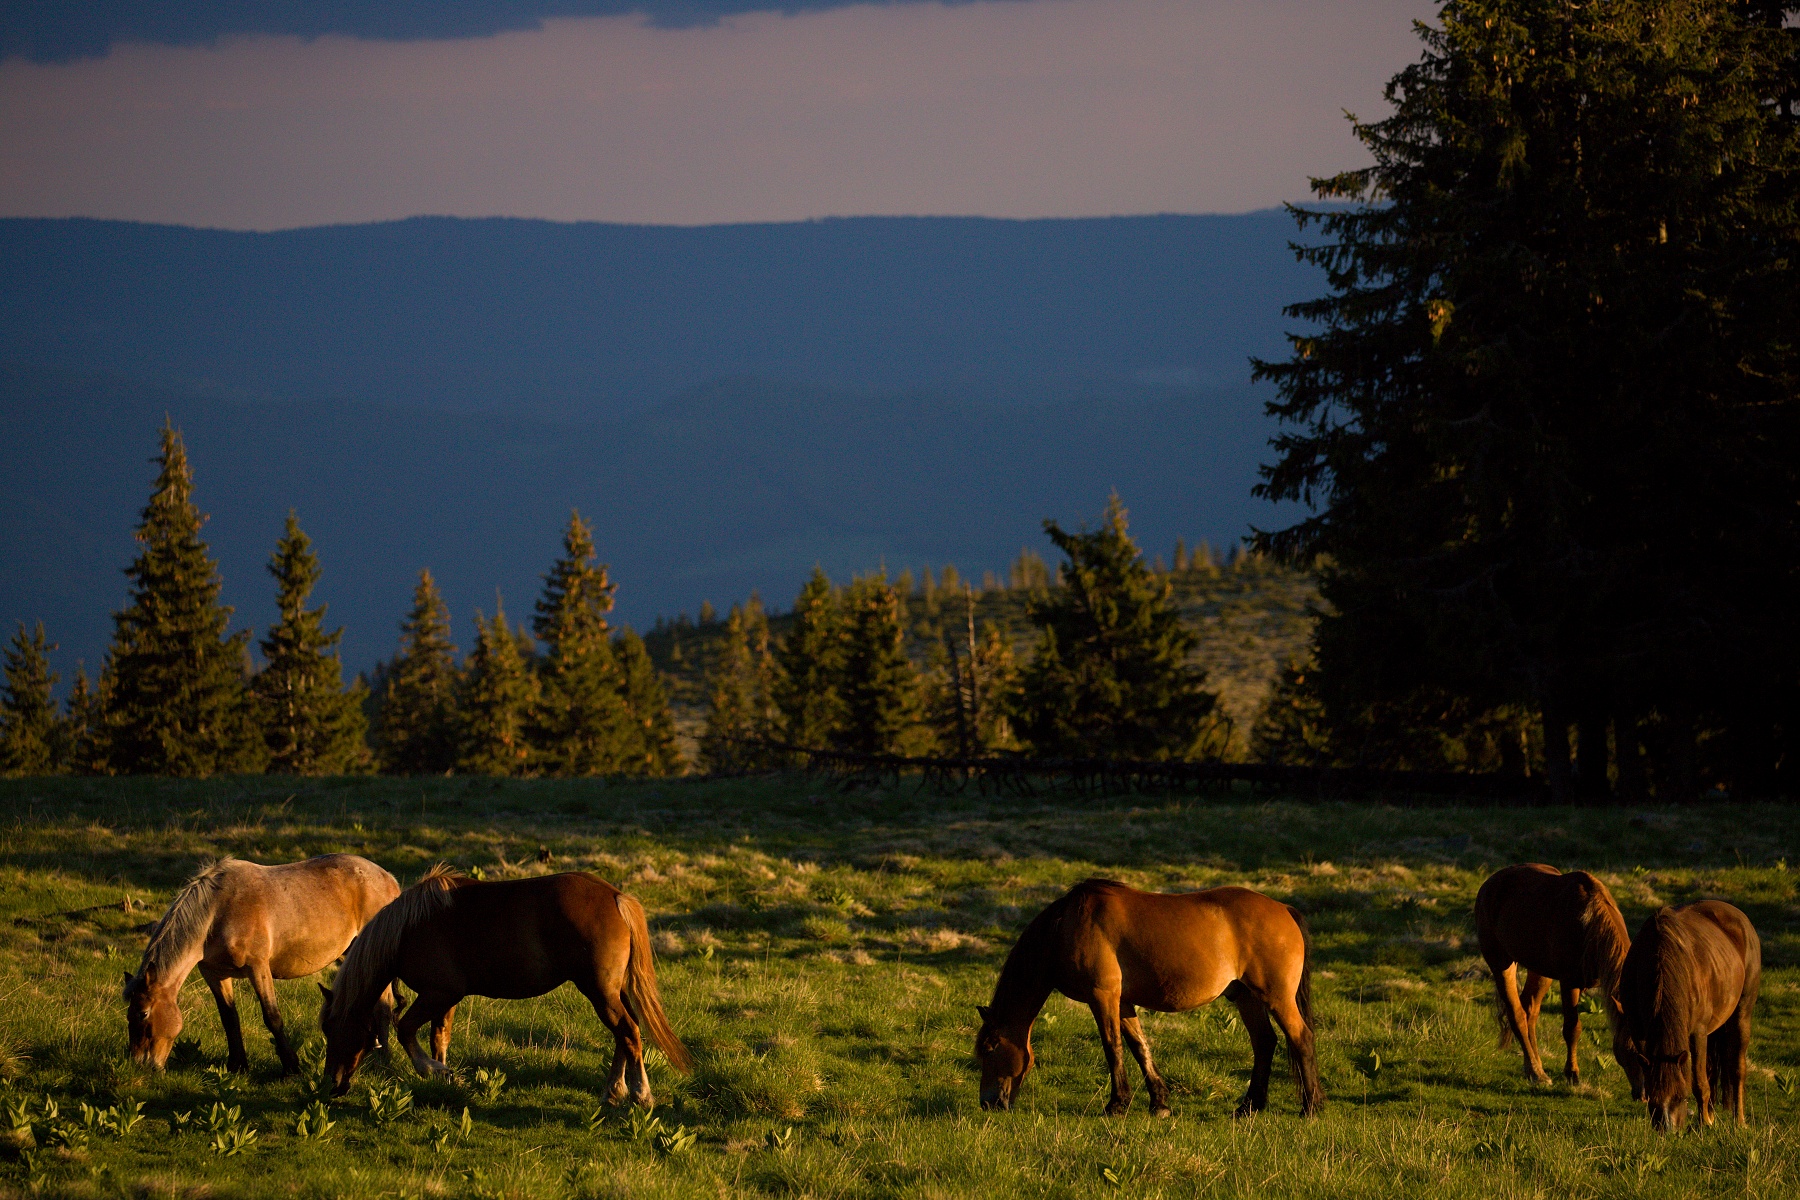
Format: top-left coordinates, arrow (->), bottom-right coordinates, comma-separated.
319,866 -> 692,1106
975,879 -> 1323,1118
1474,863 -> 1632,1088
123,855 -> 401,1074
1615,901 -> 1760,1131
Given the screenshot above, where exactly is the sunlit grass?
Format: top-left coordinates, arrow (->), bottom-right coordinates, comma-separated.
0,775 -> 1795,1197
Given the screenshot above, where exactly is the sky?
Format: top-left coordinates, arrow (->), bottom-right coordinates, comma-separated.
0,0 -> 1437,229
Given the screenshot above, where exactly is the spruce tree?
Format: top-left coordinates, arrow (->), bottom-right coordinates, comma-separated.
0,622 -> 61,775
532,511 -> 632,775
700,595 -> 780,772
255,513 -> 370,774
457,604 -> 539,776
773,567 -> 845,750
62,666 -> 105,775
614,629 -> 684,777
838,572 -> 926,756
103,424 -> 264,776
1017,495 -> 1217,760
374,569 -> 460,774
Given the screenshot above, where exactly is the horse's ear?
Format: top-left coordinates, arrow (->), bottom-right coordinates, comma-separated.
318,984 -> 333,1002
976,1005 -> 991,1023
122,971 -> 134,988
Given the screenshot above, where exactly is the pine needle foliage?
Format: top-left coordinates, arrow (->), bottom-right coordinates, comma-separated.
102,424 -> 264,777
772,568 -> 846,751
838,573 -> 927,757
0,622 -> 61,776
255,513 -> 370,775
531,511 -> 632,776
700,595 -> 780,773
614,629 -> 683,777
374,570 -> 460,775
457,605 -> 539,777
1017,495 -> 1218,760
61,667 -> 105,775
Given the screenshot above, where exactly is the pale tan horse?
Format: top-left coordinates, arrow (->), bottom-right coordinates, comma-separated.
320,867 -> 691,1106
976,879 -> 1323,1118
1474,864 -> 1632,1088
124,855 -> 400,1074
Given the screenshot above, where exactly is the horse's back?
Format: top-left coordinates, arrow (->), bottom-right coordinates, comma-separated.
211,855 -> 399,977
401,872 -> 633,999
1624,901 -> 1760,1042
1477,863 -> 1617,982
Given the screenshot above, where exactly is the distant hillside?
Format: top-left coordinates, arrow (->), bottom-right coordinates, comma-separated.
1,364 -> 1296,683
0,211 -> 1314,422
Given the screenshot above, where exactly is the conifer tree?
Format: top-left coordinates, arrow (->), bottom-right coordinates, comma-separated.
615,629 -> 683,776
1017,495 -> 1217,760
1,622 -> 61,775
457,604 -> 539,776
255,513 -> 370,774
62,666 -> 105,775
374,569 -> 460,774
103,424 -> 264,776
700,595 -> 780,772
773,567 -> 846,750
838,572 -> 927,756
532,511 -> 632,775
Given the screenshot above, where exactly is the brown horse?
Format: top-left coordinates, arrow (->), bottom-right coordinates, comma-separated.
1615,901 -> 1760,1131
975,879 -> 1322,1118
320,866 -> 692,1105
1474,863 -> 1632,1088
123,854 -> 401,1074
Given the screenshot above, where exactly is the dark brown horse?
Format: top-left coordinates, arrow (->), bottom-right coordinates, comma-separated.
1474,863 -> 1632,1088
975,879 -> 1322,1118
320,866 -> 691,1105
1615,901 -> 1760,1130
123,855 -> 401,1074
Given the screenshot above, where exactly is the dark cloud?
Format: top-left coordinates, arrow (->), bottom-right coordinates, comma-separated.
1,1 -> 983,63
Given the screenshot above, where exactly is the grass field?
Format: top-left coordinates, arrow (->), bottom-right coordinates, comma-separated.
0,775 -> 1796,1199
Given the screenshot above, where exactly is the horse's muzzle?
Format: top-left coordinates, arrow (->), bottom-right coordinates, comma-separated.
979,1086 -> 1011,1112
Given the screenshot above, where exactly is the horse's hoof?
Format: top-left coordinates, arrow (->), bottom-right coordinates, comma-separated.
1104,1102 -> 1130,1118
1151,1106 -> 1172,1119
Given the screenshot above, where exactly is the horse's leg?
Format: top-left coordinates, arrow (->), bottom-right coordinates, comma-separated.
395,992 -> 458,1078
1229,985 -> 1278,1118
1086,992 -> 1132,1116
1489,961 -> 1546,1084
430,1004 -> 456,1065
1267,990 -> 1324,1117
1690,1028 -> 1713,1127
1728,1003 -> 1753,1125
1118,1007 -> 1170,1118
200,966 -> 250,1073
578,982 -> 646,1107
244,963 -> 301,1076
1559,983 -> 1582,1086
1518,970 -> 1553,1084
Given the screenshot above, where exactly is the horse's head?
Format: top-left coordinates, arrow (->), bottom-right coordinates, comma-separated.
974,1004 -> 1033,1112
1625,1041 -> 1693,1131
122,969 -> 181,1069
318,984 -> 376,1096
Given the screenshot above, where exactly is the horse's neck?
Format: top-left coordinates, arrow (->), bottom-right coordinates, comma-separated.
991,947 -> 1054,1033
141,939 -> 204,998
1590,906 -> 1632,996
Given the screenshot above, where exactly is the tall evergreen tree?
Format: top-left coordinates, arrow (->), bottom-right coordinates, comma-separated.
62,665 -> 106,775
103,424 -> 264,776
1253,0 -> 1800,798
1017,495 -> 1217,760
374,569 -> 460,774
457,604 -> 539,777
532,511 -> 632,775
700,595 -> 780,772
0,622 -> 61,776
614,629 -> 684,777
838,572 -> 927,756
255,513 -> 370,775
773,567 -> 846,750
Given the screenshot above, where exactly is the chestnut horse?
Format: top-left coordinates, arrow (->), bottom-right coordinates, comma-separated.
1474,864 -> 1631,1088
320,866 -> 691,1105
975,879 -> 1322,1117
1615,901 -> 1760,1130
123,855 -> 401,1074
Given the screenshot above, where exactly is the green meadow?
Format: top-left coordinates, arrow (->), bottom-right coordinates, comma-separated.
0,776 -> 1796,1199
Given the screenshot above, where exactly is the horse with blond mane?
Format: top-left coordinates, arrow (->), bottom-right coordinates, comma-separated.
975,879 -> 1323,1118
123,854 -> 401,1074
1474,864 -> 1633,1090
320,866 -> 691,1105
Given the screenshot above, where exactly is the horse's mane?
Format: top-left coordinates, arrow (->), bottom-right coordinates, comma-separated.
140,858 -> 238,978
330,864 -> 466,1015
989,880 -> 1120,1013
1575,876 -> 1630,995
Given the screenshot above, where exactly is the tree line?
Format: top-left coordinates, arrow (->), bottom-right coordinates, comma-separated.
0,425 -> 680,778
1249,0 -> 1800,801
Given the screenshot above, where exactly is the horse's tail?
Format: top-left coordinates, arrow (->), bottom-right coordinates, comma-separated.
1287,905 -> 1315,1029
615,893 -> 693,1075
1285,904 -> 1325,1114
